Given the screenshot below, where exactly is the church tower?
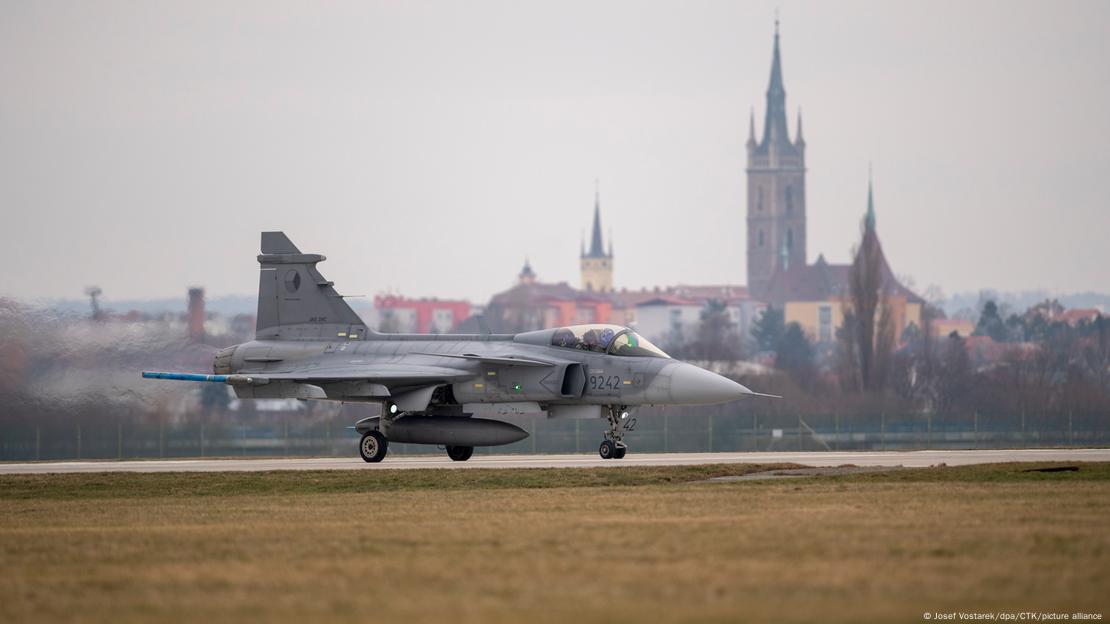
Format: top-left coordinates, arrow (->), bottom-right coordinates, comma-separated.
747,21 -> 807,298
580,187 -> 614,292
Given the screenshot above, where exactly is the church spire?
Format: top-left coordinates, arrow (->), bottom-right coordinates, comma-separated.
586,182 -> 607,258
865,165 -> 876,231
761,18 -> 791,148
795,108 -> 805,146
580,181 -> 615,292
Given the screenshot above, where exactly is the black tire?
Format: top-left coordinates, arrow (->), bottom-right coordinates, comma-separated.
359,430 -> 388,463
599,440 -> 616,459
446,445 -> 474,461
614,446 -> 627,459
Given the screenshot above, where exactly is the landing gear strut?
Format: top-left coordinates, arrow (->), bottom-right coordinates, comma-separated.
599,405 -> 629,460
446,445 -> 474,461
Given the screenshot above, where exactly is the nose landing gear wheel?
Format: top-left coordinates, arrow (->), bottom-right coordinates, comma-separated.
613,445 -> 627,459
359,430 -> 388,463
446,445 -> 474,461
599,440 -> 616,459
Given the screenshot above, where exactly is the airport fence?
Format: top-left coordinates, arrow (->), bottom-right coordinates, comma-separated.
1,408 -> 1108,461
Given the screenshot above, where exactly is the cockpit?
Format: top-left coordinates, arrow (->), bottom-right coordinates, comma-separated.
549,324 -> 670,358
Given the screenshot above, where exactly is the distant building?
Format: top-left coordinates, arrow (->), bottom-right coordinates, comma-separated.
486,261 -> 613,332
762,180 -> 923,343
580,188 -> 614,293
485,254 -> 765,345
632,285 -> 765,346
372,295 -> 473,334
669,286 -> 765,339
747,21 -> 806,298
634,295 -> 703,343
1058,308 -> 1102,326
1023,300 -> 1103,327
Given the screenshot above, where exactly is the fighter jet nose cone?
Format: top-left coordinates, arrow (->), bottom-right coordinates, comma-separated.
667,363 -> 751,405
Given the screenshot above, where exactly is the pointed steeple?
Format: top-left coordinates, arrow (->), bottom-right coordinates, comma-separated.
865,165 -> 877,231
795,108 -> 805,146
761,18 -> 791,148
587,183 -> 606,258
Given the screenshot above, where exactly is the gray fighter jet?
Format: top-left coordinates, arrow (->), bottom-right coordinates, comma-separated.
144,232 -> 775,462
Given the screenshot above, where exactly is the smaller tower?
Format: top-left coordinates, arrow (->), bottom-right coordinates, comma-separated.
518,258 -> 537,286
580,185 -> 614,292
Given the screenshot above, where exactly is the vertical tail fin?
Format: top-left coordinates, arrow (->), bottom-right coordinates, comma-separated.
255,232 -> 370,340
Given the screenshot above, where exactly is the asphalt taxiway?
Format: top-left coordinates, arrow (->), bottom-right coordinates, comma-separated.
1,448 -> 1107,474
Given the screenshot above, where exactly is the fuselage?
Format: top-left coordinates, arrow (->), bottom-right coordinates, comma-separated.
216,325 -> 750,410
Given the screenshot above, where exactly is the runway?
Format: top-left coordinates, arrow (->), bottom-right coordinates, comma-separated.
2,448 -> 1108,474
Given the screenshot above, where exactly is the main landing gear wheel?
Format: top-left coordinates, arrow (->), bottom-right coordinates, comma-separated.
446,445 -> 474,461
613,446 -> 627,459
359,430 -> 388,463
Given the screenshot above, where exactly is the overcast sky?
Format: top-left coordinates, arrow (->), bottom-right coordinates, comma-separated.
1,0 -> 1107,306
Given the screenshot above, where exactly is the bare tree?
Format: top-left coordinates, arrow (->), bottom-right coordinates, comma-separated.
844,220 -> 894,392
916,304 -> 939,407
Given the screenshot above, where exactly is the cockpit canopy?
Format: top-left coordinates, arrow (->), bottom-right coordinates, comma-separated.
549,324 -> 670,358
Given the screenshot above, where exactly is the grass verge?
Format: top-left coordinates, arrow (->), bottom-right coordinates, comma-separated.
3,461 -> 1109,500
2,462 -> 1108,623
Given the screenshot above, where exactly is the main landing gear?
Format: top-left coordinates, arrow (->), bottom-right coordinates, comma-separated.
360,402 -> 399,463
598,405 -> 629,460
358,403 -> 478,463
359,430 -> 388,463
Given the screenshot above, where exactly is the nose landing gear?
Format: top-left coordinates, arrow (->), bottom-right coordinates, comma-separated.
598,405 -> 630,460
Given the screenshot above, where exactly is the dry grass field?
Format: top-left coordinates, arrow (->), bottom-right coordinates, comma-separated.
1,462 -> 1108,623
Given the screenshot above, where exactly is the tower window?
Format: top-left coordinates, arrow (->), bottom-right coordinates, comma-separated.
758,230 -> 764,247
785,186 -> 794,213
757,187 -> 764,212
787,228 -> 794,248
